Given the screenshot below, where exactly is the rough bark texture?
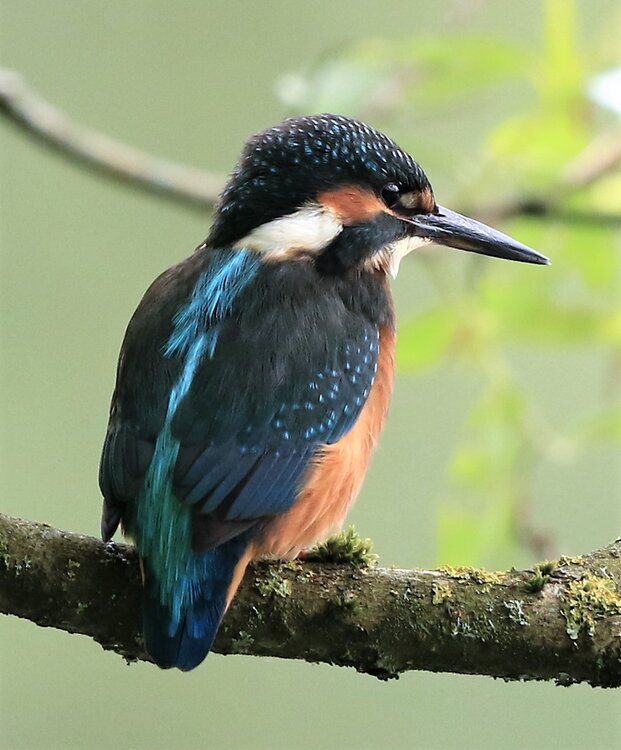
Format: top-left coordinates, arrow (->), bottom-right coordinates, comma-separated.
1,513 -> 620,686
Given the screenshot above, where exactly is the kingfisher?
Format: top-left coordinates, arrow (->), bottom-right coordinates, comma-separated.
99,114 -> 549,671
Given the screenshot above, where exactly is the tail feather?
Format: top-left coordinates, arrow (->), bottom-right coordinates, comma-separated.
142,537 -> 250,671
143,581 -> 226,671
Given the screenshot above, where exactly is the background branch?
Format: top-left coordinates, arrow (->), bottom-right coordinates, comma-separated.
1,513 -> 620,687
0,68 -> 224,209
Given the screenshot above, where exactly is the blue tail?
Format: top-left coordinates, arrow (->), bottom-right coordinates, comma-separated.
142,541 -> 247,671
143,578 -> 226,671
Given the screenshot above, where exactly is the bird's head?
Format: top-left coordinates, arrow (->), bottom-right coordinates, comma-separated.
208,114 -> 549,275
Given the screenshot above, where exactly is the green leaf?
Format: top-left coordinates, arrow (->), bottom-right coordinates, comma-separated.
397,307 -> 458,371
438,500 -> 516,566
541,0 -> 585,105
576,407 -> 621,444
490,111 -> 588,186
277,35 -> 528,118
276,61 -> 388,115
450,446 -> 497,490
561,222 -> 619,290
479,274 -> 618,346
388,36 -> 529,108
437,507 -> 484,565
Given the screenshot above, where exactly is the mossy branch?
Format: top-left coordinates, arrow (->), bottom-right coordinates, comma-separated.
1,513 -> 620,687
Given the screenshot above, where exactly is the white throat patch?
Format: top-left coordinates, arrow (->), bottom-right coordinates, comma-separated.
233,204 -> 343,258
373,236 -> 431,278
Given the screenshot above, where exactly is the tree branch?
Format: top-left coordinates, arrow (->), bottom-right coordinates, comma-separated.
0,68 -> 224,208
1,513 -> 620,686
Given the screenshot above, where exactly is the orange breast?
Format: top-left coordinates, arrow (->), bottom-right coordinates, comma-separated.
253,322 -> 396,561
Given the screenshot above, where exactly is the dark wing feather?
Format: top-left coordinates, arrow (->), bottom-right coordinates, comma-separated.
169,306 -> 379,551
99,257 -> 195,541
99,251 -> 382,550
99,427 -> 155,540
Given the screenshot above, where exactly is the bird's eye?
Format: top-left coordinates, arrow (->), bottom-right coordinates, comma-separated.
381,183 -> 401,208
382,184 -> 427,213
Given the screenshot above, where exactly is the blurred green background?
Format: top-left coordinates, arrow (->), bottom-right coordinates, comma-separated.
1,1 -> 620,748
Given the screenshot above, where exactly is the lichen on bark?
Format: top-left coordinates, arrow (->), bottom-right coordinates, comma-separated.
1,513 -> 620,687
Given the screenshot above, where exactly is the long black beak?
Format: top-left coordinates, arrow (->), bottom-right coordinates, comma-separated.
403,205 -> 550,265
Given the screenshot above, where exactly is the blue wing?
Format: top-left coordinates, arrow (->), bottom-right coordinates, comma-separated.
99,248 -> 380,551
173,331 -> 377,549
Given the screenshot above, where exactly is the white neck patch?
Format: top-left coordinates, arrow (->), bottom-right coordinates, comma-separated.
233,204 -> 343,258
373,236 -> 431,278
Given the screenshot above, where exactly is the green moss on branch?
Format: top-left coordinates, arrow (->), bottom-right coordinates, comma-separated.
1,513 -> 620,687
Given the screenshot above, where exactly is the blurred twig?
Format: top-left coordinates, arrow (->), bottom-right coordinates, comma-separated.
512,493 -> 558,561
563,130 -> 621,189
0,68 -> 224,209
474,129 -> 621,226
491,200 -> 621,226
479,198 -> 621,227
1,69 -> 619,225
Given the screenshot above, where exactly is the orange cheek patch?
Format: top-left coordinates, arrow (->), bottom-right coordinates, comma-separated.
419,187 -> 436,214
318,185 -> 384,225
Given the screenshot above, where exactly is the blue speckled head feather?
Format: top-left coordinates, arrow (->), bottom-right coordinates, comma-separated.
208,114 -> 431,248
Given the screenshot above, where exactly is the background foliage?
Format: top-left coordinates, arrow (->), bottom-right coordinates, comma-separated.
1,1 -> 620,748
279,0 -> 621,569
